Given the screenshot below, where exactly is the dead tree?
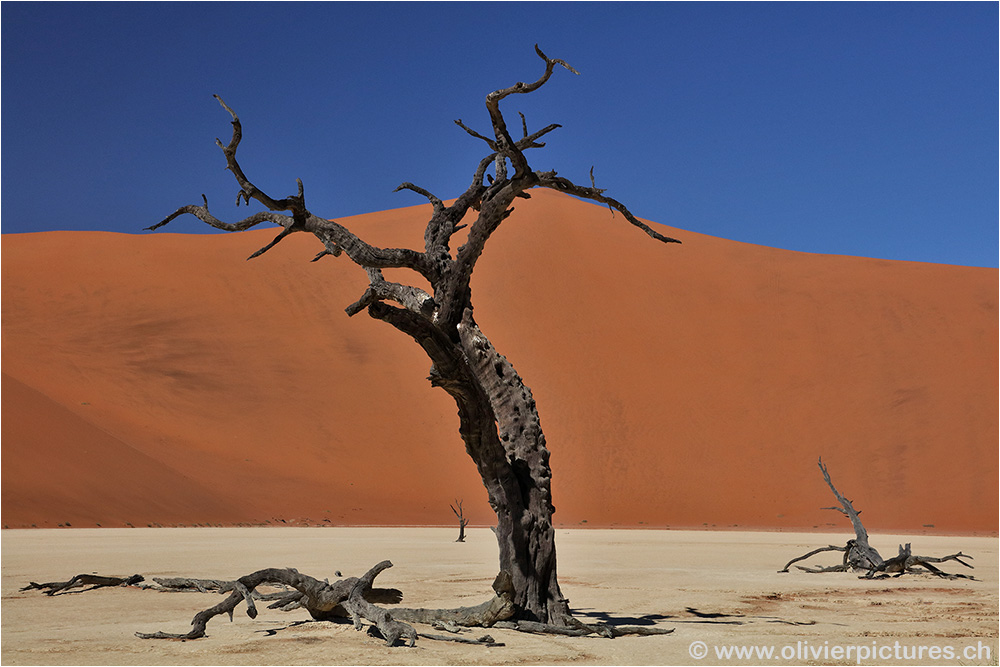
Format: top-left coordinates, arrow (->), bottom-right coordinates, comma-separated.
451,499 -> 469,542
780,458 -> 974,579
147,46 -> 679,626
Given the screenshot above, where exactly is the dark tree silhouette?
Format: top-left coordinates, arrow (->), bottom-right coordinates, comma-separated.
147,46 -> 680,626
451,499 -> 469,543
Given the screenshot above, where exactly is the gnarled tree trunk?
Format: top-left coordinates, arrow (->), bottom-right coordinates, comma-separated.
368,302 -> 567,622
149,46 -> 679,625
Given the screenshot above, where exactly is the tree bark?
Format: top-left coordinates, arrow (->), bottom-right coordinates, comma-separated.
364,298 -> 567,622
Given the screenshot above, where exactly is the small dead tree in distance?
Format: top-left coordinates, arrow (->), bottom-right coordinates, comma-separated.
147,46 -> 680,628
780,458 -> 974,579
451,499 -> 469,543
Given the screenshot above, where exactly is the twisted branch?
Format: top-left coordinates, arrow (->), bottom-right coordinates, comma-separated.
150,98 -> 440,280
536,171 -> 681,244
484,45 -> 579,179
779,545 -> 848,573
212,96 -> 307,217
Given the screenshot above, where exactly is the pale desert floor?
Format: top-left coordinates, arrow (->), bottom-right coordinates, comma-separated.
1,527 -> 996,666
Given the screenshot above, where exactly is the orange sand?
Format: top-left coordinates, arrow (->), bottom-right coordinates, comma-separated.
2,190 -> 996,532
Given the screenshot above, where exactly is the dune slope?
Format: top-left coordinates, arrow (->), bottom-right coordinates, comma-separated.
2,190 -> 996,532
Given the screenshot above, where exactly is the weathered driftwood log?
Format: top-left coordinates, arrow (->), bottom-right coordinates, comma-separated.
135,561 -> 417,645
780,458 -> 975,579
21,574 -> 144,595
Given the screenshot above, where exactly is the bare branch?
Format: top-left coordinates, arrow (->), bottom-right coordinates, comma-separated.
515,122 -> 561,150
150,102 -> 440,280
212,95 -> 306,216
394,182 -> 445,214
455,119 -> 497,149
247,227 -> 295,260
487,45 -> 579,105
778,545 -> 846,573
483,46 -> 578,179
909,551 -> 974,569
146,204 -> 292,234
534,172 -> 682,244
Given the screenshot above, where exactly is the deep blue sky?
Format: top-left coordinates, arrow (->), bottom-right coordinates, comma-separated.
2,2 -> 997,267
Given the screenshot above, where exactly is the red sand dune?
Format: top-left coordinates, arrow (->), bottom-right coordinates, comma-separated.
2,190 -> 996,533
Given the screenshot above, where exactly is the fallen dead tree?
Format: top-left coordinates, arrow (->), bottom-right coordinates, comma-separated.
22,565 -> 671,646
780,458 -> 975,579
133,561 -> 417,645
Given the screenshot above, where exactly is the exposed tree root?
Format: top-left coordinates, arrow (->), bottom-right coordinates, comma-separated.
780,458 -> 976,580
